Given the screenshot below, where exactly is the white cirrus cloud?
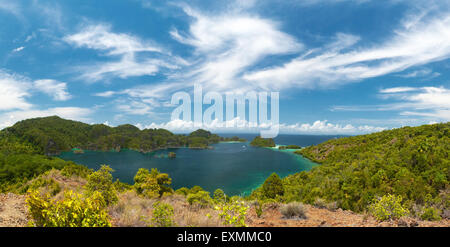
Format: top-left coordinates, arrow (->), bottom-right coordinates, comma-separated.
33,79 -> 72,101
397,68 -> 440,78
243,13 -> 450,90
170,5 -> 302,91
334,86 -> 450,122
12,46 -> 25,53
64,24 -> 184,82
64,24 -> 162,55
379,87 -> 418,94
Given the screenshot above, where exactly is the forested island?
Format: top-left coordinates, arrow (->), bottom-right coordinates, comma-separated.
249,136 -> 276,147
0,116 -> 448,227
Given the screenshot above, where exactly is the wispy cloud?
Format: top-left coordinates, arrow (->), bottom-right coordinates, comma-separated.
170,5 -> 302,91
379,87 -> 418,93
0,70 -> 87,129
94,83 -> 183,115
0,0 -> 21,17
0,70 -> 32,110
12,46 -> 25,53
334,86 -> 450,121
64,24 -> 182,82
65,24 -> 162,55
243,13 -> 450,90
396,68 -> 440,78
33,79 -> 72,101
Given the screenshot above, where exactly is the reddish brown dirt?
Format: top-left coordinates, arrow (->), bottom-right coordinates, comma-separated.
0,193 -> 28,227
247,204 -> 450,227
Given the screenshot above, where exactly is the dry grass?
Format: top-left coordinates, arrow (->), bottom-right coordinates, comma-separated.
108,192 -> 223,227
280,202 -> 307,219
108,191 -> 155,226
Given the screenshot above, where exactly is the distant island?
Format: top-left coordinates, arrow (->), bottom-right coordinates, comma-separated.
250,136 -> 276,147
279,145 -> 301,150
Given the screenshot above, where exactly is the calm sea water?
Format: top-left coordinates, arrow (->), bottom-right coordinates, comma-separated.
59,135 -> 341,196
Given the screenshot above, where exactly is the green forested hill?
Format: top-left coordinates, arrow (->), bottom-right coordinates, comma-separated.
0,116 -> 238,192
277,123 -> 449,213
2,116 -> 228,154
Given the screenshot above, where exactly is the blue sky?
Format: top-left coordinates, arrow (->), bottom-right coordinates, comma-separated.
0,0 -> 449,134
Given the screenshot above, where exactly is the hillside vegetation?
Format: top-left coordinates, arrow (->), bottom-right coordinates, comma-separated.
0,116 -> 240,192
251,123 -> 449,219
3,116 -> 235,155
0,116 -> 449,226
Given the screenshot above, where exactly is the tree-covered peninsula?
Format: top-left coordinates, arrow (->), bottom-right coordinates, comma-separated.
251,122 -> 449,220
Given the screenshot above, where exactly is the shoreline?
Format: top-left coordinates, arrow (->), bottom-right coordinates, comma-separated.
59,142 -> 318,197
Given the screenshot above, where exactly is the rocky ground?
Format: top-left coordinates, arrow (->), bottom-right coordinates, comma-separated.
0,193 -> 28,227
1,192 -> 449,227
247,204 -> 450,227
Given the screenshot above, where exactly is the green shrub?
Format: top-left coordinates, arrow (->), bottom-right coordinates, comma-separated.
262,173 -> 284,199
213,189 -> 226,203
61,164 -> 92,178
133,168 -> 172,198
369,194 -> 409,221
113,179 -> 132,192
280,202 -> 307,219
215,200 -> 249,227
85,165 -> 118,205
175,187 -> 190,196
26,190 -> 111,227
420,207 -> 442,221
187,191 -> 212,208
314,198 -> 338,211
149,201 -> 175,227
24,177 -> 61,196
189,185 -> 204,194
255,200 -> 263,218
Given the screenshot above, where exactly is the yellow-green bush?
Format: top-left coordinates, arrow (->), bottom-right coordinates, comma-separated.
420,207 -> 442,221
215,200 -> 249,227
175,187 -> 190,196
149,201 -> 175,227
213,189 -> 226,203
369,194 -> 409,221
20,177 -> 61,196
187,191 -> 212,208
26,190 -> 111,227
85,165 -> 118,205
133,168 -> 172,198
61,164 -> 92,179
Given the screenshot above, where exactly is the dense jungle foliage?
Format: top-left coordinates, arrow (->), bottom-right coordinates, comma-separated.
252,122 -> 449,216
2,116 -> 236,154
0,116 -> 240,192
